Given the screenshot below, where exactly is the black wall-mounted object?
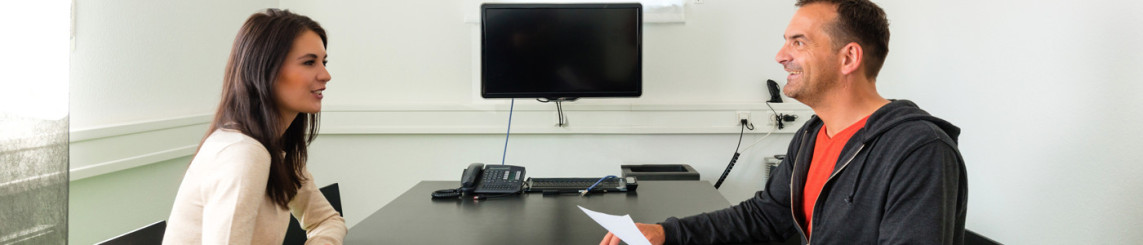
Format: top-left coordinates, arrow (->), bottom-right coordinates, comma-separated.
766,79 -> 783,103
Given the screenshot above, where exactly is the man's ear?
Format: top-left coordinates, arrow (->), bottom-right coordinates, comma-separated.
839,42 -> 863,76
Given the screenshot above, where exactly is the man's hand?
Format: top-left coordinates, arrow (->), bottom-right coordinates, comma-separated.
598,223 -> 665,245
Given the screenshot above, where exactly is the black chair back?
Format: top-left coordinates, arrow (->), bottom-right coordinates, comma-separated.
321,183 -> 342,216
96,220 -> 166,245
283,183 -> 342,245
965,229 -> 1001,245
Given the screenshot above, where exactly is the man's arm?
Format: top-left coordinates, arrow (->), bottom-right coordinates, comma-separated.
601,124 -> 813,245
879,140 -> 965,244
658,158 -> 799,245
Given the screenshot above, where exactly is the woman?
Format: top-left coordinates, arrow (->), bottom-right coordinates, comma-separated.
164,9 -> 345,244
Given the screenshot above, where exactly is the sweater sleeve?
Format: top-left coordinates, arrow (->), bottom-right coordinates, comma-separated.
199,143 -> 272,244
289,169 -> 348,245
879,140 -> 964,244
659,156 -> 799,245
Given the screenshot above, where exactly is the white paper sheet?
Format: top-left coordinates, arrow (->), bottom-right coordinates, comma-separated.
577,205 -> 652,245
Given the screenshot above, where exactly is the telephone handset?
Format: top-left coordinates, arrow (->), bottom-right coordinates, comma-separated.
433,163 -> 526,199
460,163 -> 526,194
766,79 -> 783,103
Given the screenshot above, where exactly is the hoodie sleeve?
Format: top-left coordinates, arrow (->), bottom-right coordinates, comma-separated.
879,140 -> 963,244
659,160 -> 799,245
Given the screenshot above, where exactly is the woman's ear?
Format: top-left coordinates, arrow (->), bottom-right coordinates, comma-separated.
839,42 -> 863,76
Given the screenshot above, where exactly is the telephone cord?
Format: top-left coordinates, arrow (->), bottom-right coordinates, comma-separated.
501,98 -> 514,165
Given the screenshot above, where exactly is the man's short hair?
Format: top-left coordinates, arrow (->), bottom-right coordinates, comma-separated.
796,0 -> 890,79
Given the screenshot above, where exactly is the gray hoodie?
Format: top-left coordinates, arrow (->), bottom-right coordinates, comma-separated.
662,100 -> 968,245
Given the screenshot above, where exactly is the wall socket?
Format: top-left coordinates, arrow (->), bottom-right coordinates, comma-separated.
737,111 -> 751,126
766,112 -> 796,126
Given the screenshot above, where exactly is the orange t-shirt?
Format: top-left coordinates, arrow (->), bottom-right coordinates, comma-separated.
802,116 -> 867,237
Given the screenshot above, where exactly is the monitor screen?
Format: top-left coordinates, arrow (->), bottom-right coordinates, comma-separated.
481,3 -> 642,99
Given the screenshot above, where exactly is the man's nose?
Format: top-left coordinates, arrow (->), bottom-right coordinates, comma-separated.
775,46 -> 791,65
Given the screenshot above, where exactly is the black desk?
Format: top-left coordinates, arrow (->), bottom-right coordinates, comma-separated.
346,180 -> 739,244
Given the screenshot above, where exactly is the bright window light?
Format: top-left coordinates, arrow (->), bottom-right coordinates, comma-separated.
0,1 -> 70,121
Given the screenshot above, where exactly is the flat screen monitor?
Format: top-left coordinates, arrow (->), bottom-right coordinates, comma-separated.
481,3 -> 642,99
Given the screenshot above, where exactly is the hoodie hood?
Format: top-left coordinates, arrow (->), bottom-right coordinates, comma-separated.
858,99 -> 960,144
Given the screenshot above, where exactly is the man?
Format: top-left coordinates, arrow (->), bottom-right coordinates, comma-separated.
600,0 -> 967,244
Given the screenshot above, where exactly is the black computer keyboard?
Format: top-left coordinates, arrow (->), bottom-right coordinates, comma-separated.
526,177 -> 627,193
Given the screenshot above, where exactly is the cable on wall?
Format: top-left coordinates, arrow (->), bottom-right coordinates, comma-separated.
556,99 -> 567,127
501,98 -> 514,165
537,98 -> 574,127
714,121 -> 748,189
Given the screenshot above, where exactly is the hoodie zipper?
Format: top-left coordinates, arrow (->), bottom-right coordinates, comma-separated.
790,135 -> 867,245
789,130 -> 811,244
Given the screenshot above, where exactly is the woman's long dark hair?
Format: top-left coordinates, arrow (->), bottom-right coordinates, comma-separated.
199,8 -> 327,208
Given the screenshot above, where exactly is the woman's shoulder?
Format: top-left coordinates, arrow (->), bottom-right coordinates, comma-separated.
205,128 -> 267,150
195,129 -> 271,169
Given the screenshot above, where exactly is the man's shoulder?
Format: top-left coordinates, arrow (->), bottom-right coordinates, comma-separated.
871,119 -> 957,151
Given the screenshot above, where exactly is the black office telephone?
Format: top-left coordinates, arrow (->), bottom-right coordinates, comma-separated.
461,163 -> 526,194
433,163 -> 526,199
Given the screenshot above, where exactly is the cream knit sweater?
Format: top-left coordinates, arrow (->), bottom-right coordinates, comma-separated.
164,129 -> 346,244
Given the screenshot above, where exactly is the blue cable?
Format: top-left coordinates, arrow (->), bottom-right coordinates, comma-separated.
583,175 -> 617,194
501,98 -> 514,165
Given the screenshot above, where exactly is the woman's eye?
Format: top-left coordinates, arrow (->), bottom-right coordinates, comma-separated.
322,60 -> 328,66
304,60 -> 315,66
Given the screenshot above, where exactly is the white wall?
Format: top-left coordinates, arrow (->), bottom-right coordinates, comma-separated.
69,0 -> 276,129
68,0 -> 1143,244
874,1 -> 1143,243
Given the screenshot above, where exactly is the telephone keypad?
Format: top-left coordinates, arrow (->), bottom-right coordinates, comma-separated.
474,166 -> 526,194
